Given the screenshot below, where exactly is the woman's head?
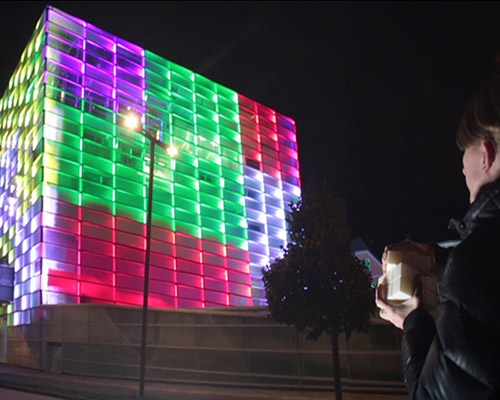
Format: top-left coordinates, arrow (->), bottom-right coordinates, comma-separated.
458,75 -> 500,203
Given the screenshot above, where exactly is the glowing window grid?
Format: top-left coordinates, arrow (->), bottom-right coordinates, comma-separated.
0,6 -> 301,325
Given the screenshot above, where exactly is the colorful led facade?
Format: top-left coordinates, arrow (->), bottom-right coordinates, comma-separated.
0,6 -> 300,325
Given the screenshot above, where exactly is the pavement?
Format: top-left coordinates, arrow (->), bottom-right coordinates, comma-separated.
0,364 -> 409,400
0,387 -> 64,400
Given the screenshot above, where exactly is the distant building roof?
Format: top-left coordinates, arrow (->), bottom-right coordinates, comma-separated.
351,237 -> 370,253
351,237 -> 383,286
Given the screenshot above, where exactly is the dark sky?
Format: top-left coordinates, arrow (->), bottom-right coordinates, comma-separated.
1,1 -> 500,256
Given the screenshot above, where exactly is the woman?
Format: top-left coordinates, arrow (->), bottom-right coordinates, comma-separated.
376,76 -> 500,399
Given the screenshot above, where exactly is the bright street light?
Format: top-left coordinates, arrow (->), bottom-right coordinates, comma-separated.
124,114 -> 139,130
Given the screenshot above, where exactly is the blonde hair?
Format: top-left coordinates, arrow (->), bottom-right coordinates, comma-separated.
457,75 -> 500,151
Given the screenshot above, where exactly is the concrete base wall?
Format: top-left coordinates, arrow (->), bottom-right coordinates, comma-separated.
5,304 -> 405,391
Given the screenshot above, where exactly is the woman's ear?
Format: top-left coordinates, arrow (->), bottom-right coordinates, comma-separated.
481,141 -> 497,172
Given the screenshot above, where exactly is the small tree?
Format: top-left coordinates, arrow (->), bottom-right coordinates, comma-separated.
262,185 -> 376,400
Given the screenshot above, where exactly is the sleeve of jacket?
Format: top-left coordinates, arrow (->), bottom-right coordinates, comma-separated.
401,236 -> 500,400
402,308 -> 436,399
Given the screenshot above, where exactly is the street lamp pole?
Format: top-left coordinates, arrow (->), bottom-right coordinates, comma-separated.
124,112 -> 176,399
139,135 -> 156,399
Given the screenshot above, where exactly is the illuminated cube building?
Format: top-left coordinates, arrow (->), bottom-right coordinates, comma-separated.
0,6 -> 301,325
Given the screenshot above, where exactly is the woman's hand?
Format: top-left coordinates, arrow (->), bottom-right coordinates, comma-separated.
376,283 -> 420,330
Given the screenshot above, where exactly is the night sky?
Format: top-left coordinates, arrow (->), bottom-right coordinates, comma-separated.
1,1 -> 500,257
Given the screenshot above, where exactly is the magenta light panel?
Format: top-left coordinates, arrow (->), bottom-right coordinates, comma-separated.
0,6 -> 301,325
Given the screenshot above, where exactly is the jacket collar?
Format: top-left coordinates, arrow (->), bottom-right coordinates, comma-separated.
449,178 -> 500,240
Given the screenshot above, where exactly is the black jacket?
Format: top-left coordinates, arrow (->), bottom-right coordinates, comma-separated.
402,178 -> 500,399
